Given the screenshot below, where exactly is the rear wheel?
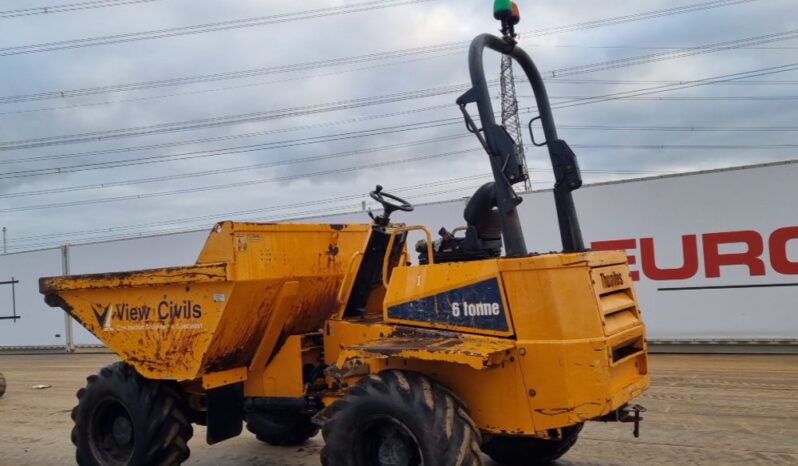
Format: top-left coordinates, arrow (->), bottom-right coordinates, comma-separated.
481,424 -> 583,466
0,372 -> 6,398
71,362 -> 193,466
320,370 -> 482,466
244,399 -> 319,446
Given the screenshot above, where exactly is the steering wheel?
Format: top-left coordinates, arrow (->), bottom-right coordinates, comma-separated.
370,185 -> 414,221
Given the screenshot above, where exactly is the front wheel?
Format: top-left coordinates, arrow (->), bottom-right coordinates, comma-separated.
71,362 -> 193,466
481,424 -> 583,466
0,372 -> 6,398
320,370 -> 482,466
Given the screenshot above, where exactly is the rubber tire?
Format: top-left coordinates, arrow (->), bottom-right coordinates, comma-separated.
0,372 -> 6,398
245,406 -> 319,446
71,362 -> 193,466
480,424 -> 583,466
320,370 -> 483,466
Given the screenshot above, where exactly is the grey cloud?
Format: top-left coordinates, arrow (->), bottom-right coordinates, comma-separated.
0,0 -> 795,250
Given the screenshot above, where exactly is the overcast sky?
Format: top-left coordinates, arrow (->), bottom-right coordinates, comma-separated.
0,0 -> 795,252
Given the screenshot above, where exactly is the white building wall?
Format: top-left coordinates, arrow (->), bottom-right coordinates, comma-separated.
0,248 -> 66,347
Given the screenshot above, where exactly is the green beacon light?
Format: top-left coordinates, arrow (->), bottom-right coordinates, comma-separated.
494,0 -> 520,38
493,0 -> 513,20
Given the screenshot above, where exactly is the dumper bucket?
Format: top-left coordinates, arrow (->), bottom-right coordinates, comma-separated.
40,222 -> 371,381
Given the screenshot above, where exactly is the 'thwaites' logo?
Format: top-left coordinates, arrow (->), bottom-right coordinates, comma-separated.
600,272 -> 625,289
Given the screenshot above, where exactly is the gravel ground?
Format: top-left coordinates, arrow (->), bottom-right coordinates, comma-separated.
0,353 -> 796,466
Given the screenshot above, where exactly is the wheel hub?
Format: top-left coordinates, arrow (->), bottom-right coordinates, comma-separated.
89,398 -> 135,465
112,415 -> 133,446
363,419 -> 422,466
377,434 -> 413,465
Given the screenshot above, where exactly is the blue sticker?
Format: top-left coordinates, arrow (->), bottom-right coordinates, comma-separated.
388,278 -> 509,332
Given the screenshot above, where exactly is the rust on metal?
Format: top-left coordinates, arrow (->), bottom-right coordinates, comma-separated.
39,263 -> 228,293
340,330 -> 514,371
38,222 -> 371,382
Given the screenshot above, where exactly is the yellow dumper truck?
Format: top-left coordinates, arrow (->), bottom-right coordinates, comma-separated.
40,9 -> 649,466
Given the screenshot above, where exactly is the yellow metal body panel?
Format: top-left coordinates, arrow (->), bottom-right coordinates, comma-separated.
383,260 -> 514,337
244,335 -> 305,398
43,272 -> 232,380
40,222 -> 371,381
326,250 -> 649,434
499,252 -> 649,428
323,320 -> 536,435
248,281 -> 300,372
203,367 -> 248,390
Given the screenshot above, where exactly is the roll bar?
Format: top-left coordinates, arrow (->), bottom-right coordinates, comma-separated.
457,34 -> 585,254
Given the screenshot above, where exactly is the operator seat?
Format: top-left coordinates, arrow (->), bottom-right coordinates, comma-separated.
417,182 -> 503,264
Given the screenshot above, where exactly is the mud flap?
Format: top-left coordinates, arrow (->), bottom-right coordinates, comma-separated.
206,382 -> 244,445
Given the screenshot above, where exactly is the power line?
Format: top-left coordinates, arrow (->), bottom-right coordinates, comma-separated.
1,55 -> 795,214
0,53 -> 454,116
517,0 -> 760,38
551,78 -> 798,86
0,44 -> 463,105
0,114 -> 459,178
5,177 -> 499,249
6,175 -> 494,244
0,133 -> 470,197
0,85 -> 468,151
0,0 -> 162,18
0,105 -> 766,178
533,95 -> 798,101
5,25 -> 797,153
549,63 -> 798,111
2,142 -> 795,214
3,163 -> 687,250
0,149 -> 482,213
575,144 -> 798,150
546,44 -> 798,52
0,104 -> 452,166
4,58 -> 798,180
547,29 -> 798,78
6,166 -> 679,248
3,64 -> 798,118
0,0 -> 762,104
562,124 -> 798,132
0,0 -> 435,57
3,120 -> 797,198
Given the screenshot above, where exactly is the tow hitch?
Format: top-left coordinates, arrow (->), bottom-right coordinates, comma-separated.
597,404 -> 646,438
